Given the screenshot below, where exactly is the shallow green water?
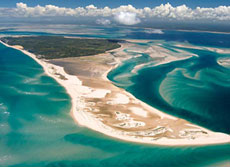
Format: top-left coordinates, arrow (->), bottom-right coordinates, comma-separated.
0,42 -> 230,166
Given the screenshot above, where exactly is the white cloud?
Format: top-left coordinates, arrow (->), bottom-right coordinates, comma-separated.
144,29 -> 164,34
1,3 -> 230,22
114,12 -> 140,25
96,18 -> 111,25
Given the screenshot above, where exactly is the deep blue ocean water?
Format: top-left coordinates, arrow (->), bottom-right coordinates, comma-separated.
0,27 -> 230,166
2,26 -> 230,47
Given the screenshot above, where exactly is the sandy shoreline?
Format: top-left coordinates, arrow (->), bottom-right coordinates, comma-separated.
1,40 -> 230,146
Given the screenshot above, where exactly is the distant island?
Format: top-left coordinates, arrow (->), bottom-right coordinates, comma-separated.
1,36 -> 121,59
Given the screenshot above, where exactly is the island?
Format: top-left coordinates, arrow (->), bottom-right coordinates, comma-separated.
1,36 -> 121,59
1,36 -> 229,145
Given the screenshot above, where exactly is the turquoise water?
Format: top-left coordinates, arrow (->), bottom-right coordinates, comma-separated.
0,34 -> 230,166
108,42 -> 230,134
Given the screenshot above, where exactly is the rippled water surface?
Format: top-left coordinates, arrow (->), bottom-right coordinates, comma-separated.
0,28 -> 230,166
109,43 -> 230,134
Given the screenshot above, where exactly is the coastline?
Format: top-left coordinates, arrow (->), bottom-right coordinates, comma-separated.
1,40 -> 230,146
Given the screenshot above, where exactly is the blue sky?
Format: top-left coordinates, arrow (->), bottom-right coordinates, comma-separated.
1,0 -> 230,8
0,0 -> 230,29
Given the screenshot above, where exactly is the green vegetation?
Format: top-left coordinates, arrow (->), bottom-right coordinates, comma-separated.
2,36 -> 121,59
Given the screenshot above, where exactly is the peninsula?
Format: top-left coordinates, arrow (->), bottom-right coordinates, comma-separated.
1,36 -> 229,146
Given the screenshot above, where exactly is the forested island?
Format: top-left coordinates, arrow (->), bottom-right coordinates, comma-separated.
1,36 -> 121,59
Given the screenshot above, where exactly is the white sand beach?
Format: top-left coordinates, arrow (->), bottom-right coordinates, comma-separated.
1,40 -> 230,146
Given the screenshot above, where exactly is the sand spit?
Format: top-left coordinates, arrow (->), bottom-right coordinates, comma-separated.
1,40 -> 230,146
